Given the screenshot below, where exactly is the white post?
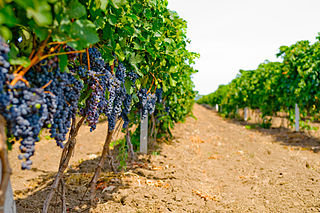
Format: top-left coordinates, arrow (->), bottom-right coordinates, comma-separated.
140,113 -> 148,154
0,116 -> 16,213
244,107 -> 248,121
0,164 -> 16,213
295,103 -> 299,132
215,104 -> 218,111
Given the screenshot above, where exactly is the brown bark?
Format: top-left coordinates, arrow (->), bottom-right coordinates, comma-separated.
125,128 -> 135,161
42,116 -> 85,213
89,129 -> 114,203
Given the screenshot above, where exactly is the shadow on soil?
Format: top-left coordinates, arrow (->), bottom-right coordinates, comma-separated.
201,104 -> 320,153
14,142 -> 164,213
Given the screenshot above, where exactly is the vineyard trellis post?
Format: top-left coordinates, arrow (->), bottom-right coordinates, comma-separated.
140,113 -> 148,154
295,103 -> 299,132
0,170 -> 16,213
244,107 -> 249,121
0,117 -> 16,213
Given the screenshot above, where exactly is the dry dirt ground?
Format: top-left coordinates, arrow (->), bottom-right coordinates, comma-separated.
10,104 -> 320,212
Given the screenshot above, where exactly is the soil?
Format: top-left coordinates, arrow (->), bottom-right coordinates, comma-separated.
10,104 -> 320,212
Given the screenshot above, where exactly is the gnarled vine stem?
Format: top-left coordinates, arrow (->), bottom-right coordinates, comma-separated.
42,116 -> 86,213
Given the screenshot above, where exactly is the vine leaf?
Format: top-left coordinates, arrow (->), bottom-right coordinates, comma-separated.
69,20 -> 99,49
58,54 -> 68,72
67,0 -> 87,19
115,43 -> 125,61
14,0 -> 53,26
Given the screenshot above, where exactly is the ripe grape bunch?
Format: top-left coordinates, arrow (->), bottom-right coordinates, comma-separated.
105,61 -> 127,130
77,48 -> 130,131
0,37 -> 85,169
78,48 -> 113,131
0,38 -> 55,169
26,59 -> 83,148
138,88 -> 157,119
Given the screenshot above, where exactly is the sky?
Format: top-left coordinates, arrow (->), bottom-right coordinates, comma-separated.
167,0 -> 320,95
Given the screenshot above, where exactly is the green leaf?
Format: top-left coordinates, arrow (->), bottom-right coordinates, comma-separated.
8,43 -> 19,60
115,43 -> 125,61
0,26 -> 11,41
136,79 -> 141,90
9,56 -> 31,67
124,79 -> 133,94
0,5 -> 18,26
164,38 -> 172,44
108,14 -> 118,26
129,52 -> 143,72
26,2 -> 52,26
67,0 -> 87,19
132,94 -> 139,103
111,0 -> 127,9
59,54 -> 68,72
69,20 -> 99,49
29,21 -> 49,40
169,77 -> 176,86
94,17 -> 105,29
162,82 -> 167,92
99,0 -> 108,10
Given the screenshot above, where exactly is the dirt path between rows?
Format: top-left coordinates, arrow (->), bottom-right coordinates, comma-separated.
12,104 -> 320,212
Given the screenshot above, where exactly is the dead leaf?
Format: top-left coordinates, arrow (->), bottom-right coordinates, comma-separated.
208,154 -> 221,160
190,135 -> 205,143
152,166 -> 163,171
192,189 -> 217,201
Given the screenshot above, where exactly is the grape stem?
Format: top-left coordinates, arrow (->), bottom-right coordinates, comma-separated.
41,80 -> 52,90
47,39 -> 76,46
110,64 -> 114,75
39,50 -> 86,62
86,48 -> 91,71
0,116 -> 12,213
147,78 -> 154,94
149,71 -> 161,82
10,33 -> 51,86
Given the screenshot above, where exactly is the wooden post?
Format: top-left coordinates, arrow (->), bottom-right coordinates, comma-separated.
140,113 -> 148,154
244,107 -> 248,121
295,103 -> 299,132
215,104 -> 218,111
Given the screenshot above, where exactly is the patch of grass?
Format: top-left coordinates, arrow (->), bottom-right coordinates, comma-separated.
152,151 -> 159,156
245,124 -> 256,130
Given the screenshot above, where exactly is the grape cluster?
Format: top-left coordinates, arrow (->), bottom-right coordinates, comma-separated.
0,42 -> 142,169
121,94 -> 132,128
138,89 -> 158,119
0,39 -> 56,169
156,88 -> 163,103
65,46 -> 79,61
0,38 -> 10,108
26,60 -> 83,148
78,48 -> 113,131
80,48 -> 142,131
106,62 -> 127,130
127,71 -> 138,86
